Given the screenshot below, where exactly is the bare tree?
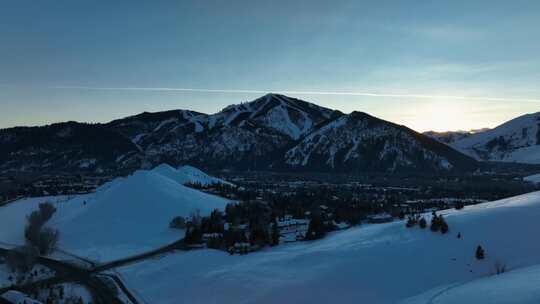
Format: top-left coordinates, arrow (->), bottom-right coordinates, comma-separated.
493,260 -> 507,275
38,227 -> 59,255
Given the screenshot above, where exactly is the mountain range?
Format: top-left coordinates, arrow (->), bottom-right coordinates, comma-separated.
5,93 -> 537,175
426,112 -> 540,164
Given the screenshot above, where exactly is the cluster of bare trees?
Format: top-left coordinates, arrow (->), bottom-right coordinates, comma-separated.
24,202 -> 59,255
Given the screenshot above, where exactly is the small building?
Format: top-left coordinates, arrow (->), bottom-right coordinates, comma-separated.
276,215 -> 309,242
202,233 -> 223,242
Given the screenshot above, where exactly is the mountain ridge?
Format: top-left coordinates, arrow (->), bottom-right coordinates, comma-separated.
426,112 -> 540,164
0,94 -> 479,174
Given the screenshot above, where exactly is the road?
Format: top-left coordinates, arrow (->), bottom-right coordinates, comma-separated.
92,239 -> 186,273
0,237 -> 191,304
0,248 -> 124,304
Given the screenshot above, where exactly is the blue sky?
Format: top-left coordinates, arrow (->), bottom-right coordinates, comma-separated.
1,0 -> 539,131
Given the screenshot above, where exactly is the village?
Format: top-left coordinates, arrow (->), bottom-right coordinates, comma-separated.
178,176 -> 496,254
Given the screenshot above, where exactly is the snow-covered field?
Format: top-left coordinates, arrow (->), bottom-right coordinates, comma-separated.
0,165 -> 231,262
117,191 -> 540,304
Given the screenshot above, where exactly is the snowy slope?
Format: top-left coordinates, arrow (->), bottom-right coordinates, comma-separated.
151,164 -> 232,186
403,264 -> 540,304
119,191 -> 540,304
211,94 -> 336,140
524,173 -> 540,184
0,167 -> 230,262
284,112 -> 476,172
51,170 -> 229,261
452,112 -> 540,164
0,195 -> 80,246
107,94 -> 339,171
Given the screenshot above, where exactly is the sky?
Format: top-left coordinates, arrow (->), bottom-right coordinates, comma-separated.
1,0 -> 539,132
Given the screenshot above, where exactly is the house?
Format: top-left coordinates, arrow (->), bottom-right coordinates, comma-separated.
202,233 -> 223,242
276,215 -> 309,242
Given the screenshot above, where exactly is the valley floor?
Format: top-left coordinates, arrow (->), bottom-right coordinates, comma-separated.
2,173 -> 540,303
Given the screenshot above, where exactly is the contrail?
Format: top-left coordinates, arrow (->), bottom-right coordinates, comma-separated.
47,85 -> 540,103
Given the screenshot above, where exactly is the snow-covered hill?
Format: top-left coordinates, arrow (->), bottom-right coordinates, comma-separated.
0,166 -> 231,262
450,112 -> 540,164
118,191 -> 540,303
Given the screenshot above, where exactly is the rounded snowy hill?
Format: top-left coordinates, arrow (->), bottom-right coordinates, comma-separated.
118,191 -> 540,304
0,166 -> 231,262
54,169 -> 229,261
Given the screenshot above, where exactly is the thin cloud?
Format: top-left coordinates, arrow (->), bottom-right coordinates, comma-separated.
50,85 -> 540,104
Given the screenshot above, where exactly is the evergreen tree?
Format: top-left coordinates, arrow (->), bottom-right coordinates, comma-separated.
440,216 -> 449,234
184,211 -> 203,244
306,211 -> 326,240
430,214 -> 441,232
475,245 -> 485,260
419,217 -> 427,229
405,216 -> 416,228
271,219 -> 280,246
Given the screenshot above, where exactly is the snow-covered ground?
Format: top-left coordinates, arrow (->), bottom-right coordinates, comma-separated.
0,166 -> 231,262
0,195 -> 79,247
0,263 -> 55,289
524,173 -> 540,184
403,264 -> 540,304
118,191 -> 540,304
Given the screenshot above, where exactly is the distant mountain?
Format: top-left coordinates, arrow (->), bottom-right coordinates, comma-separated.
106,94 -> 341,170
448,112 -> 540,164
285,111 -> 476,172
0,94 -> 479,174
424,129 -> 490,145
0,121 -> 141,173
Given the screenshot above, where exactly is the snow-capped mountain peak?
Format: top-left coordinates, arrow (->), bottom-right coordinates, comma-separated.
211,93 -> 338,140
